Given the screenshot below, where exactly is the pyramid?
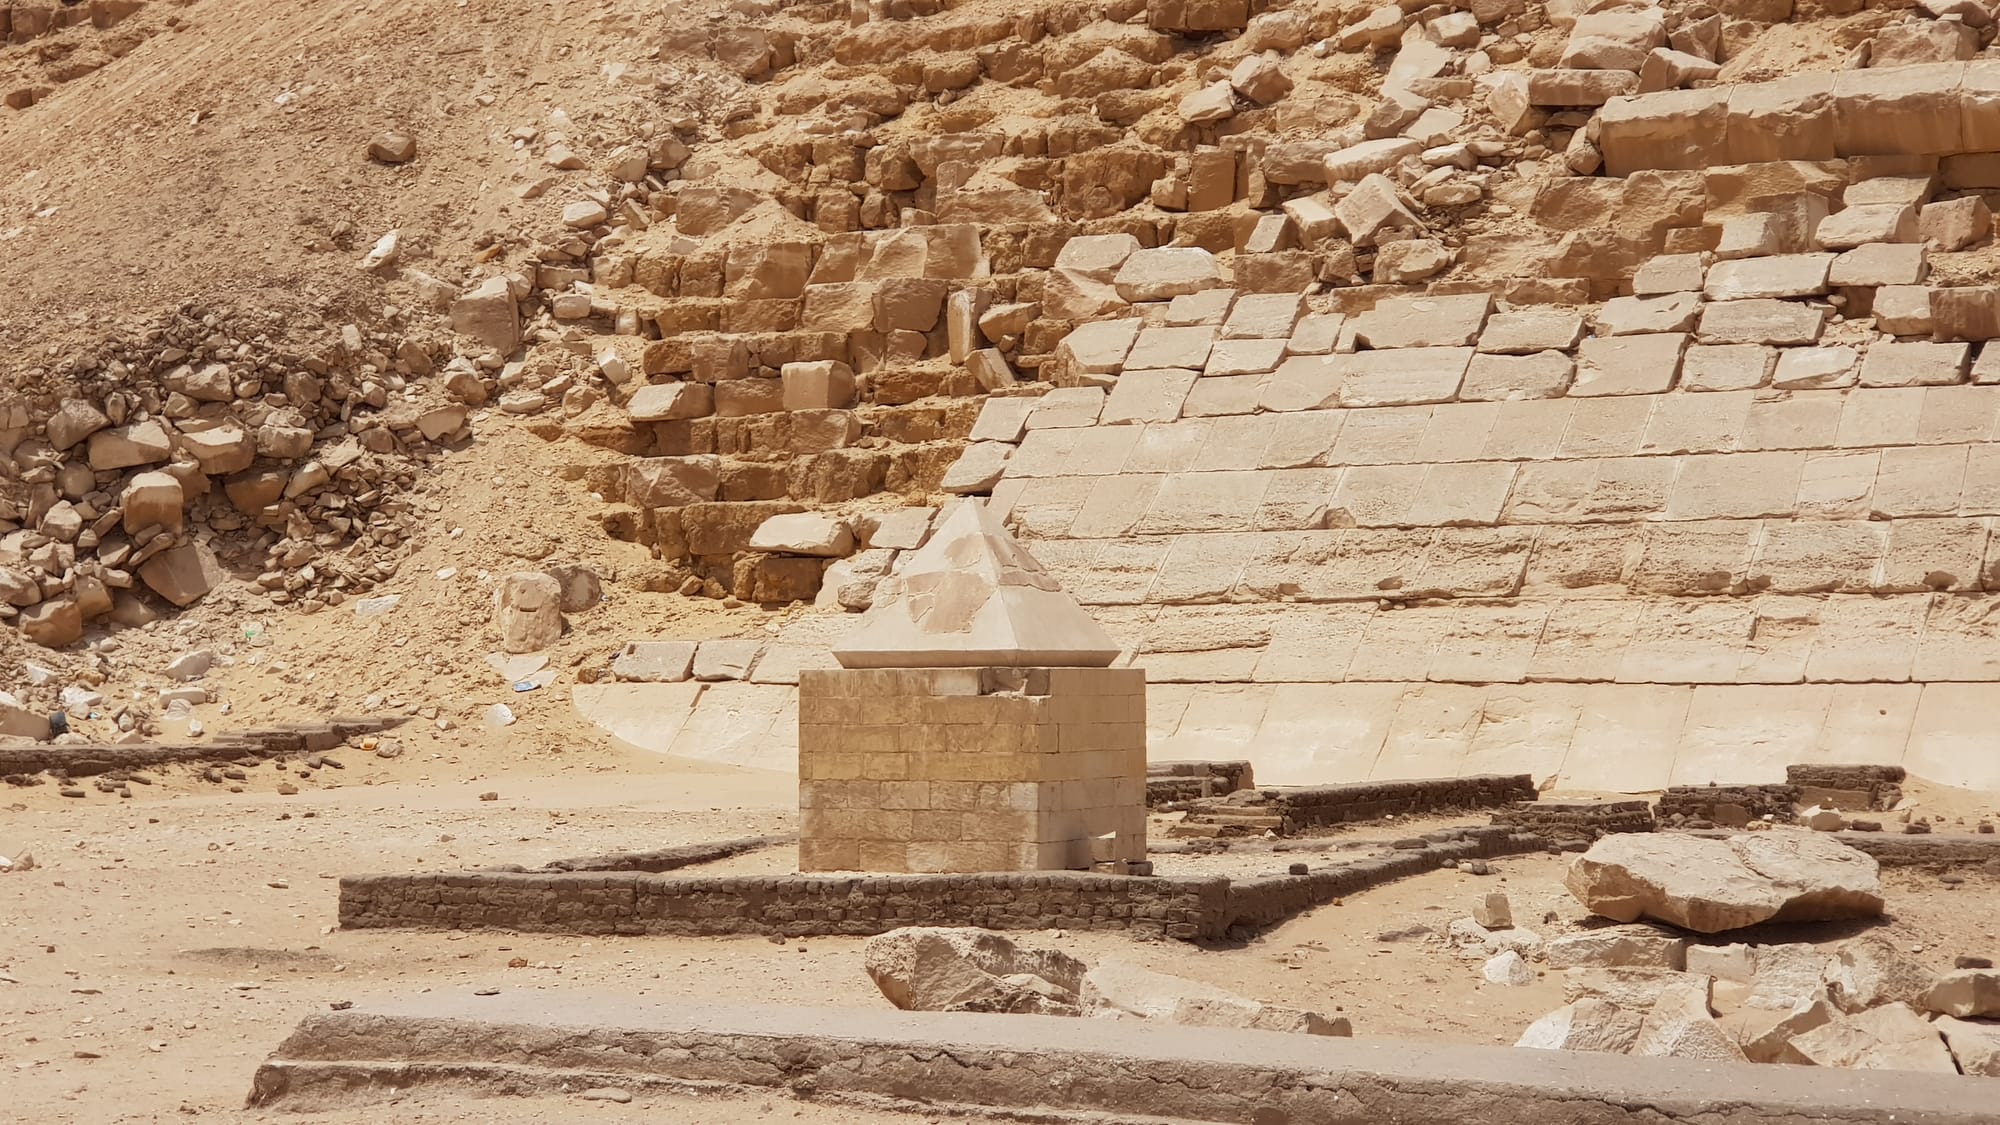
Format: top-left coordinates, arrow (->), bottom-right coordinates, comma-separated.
831,500 -> 1122,669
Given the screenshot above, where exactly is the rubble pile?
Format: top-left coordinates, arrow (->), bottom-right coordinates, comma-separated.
0,303 -> 468,647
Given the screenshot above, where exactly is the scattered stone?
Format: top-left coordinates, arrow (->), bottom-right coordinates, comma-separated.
864,927 -> 1087,1016
1918,969 -> 2000,1018
1824,935 -> 1932,1014
579,1088 -> 633,1103
493,572 -> 564,653
1788,1002 -> 1958,1072
1544,926 -> 1689,971
1632,982 -> 1744,1062
1516,998 -> 1643,1054
1472,892 -> 1513,930
1483,950 -> 1535,987
367,131 -> 417,163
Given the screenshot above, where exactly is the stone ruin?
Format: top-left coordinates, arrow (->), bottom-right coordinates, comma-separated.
797,499 -> 1148,873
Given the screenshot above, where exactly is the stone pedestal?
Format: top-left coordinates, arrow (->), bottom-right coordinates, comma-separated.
798,666 -> 1147,873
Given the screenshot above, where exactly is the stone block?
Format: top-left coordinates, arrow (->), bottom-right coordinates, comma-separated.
1815,204 -> 1920,250
1830,63 -> 1965,158
1334,173 -> 1424,247
1573,334 -> 1686,397
1598,87 -> 1729,175
1461,352 -> 1575,401
1125,326 -> 1217,371
1338,348 -> 1473,407
1221,292 -> 1305,340
1859,341 -> 1970,387
1874,286 -> 1937,336
1351,293 -> 1492,348
1633,254 -> 1707,296
1682,344 -> 1774,392
1594,293 -> 1702,336
1724,73 -> 1836,165
1772,346 -> 1858,390
1528,68 -> 1641,107
1932,286 -> 2000,341
1703,254 -> 1832,300
1101,369 -> 1199,426
1027,387 -> 1108,430
1828,242 -> 1927,288
1920,195 -> 1992,251
1114,248 -> 1220,302
1696,300 -> 1826,346
1056,319 -> 1143,376
1479,310 -> 1585,355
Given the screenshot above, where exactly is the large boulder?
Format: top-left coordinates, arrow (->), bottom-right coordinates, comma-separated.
863,927 -> 1087,1016
1566,829 -> 1883,933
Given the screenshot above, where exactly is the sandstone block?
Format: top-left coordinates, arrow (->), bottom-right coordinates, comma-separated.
494,572 -> 564,653
1057,319 -> 1143,375
751,513 -> 854,557
1859,341 -> 1969,387
627,381 -> 714,422
18,597 -> 82,647
1683,344 -> 1775,391
1714,213 -> 1782,261
1874,286 -> 1936,336
1573,333 -> 1686,396
138,542 -> 223,607
1815,203 -> 1919,249
46,399 -> 109,451
1594,292 -> 1702,336
1528,69 -> 1640,107
1560,10 -> 1665,71
781,361 -> 857,410
1772,346 -> 1858,390
1919,970 -> 2000,1018
1828,242 -> 1927,288
1126,326 -> 1217,372
1788,1002 -> 1958,1072
1597,88 -> 1728,175
612,641 -> 696,683
1334,173 -> 1424,247
1352,292 -> 1492,348
864,927 -> 1086,1015
449,276 -> 520,354
1633,254 -> 1707,296
122,471 -> 185,535
1937,1016 -> 2000,1076
1831,63 -> 1965,157
1516,998 -> 1643,1054
178,422 -> 256,476
1932,286 -> 2000,341
1704,254 -> 1832,300
1322,138 -> 1421,184
1921,195 -> 1992,251
1633,983 -> 1745,1062
1696,300 -> 1825,346
1461,352 -> 1574,401
1113,248 -> 1220,303
1545,925 -> 1689,970
1054,234 -> 1142,280
1338,347 -> 1472,407
87,420 -> 172,470
1566,829 -> 1884,933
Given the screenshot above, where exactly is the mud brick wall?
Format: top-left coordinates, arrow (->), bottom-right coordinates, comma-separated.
1491,798 -> 1657,840
1787,764 -> 1906,812
1220,827 -> 1551,934
1832,832 -> 2000,869
1657,783 -> 1801,824
1145,759 -> 1254,807
0,717 -> 400,780
339,870 -> 1232,940
1265,774 -> 1537,832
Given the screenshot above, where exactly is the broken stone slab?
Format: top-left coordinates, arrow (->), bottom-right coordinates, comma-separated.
750,513 -> 854,558
1788,1002 -> 1958,1072
611,641 -> 697,683
1703,254 -> 1834,301
1921,195 -> 1992,252
1918,970 -> 2000,1018
1056,319 -> 1144,377
1632,982 -> 1745,1062
1744,990 -> 1839,1064
1545,925 -> 1690,971
1448,918 -> 1545,961
1372,238 -> 1453,283
864,927 -> 1086,1016
1516,997 -> 1644,1053
1335,173 -> 1425,247
1633,254 -> 1707,297
1593,292 -> 1702,336
1527,68 -> 1640,107
1054,234 -> 1143,280
1478,310 -> 1584,354
1081,958 -> 1247,1021
693,640 -> 763,681
1113,248 -> 1221,303
1564,967 -> 1714,1010
941,442 -> 1011,495
627,381 -> 714,422
1351,292 -> 1492,348
1566,829 -> 1884,934
1815,204 -> 1920,250
967,397 -> 1038,445
831,500 -> 1120,669
1936,1015 -> 2000,1076
1170,996 -> 1351,1036
1322,138 -> 1422,184
1772,346 -> 1858,390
